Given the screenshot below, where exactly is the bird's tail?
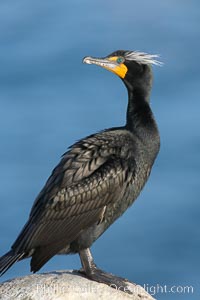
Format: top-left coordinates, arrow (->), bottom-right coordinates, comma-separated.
0,249 -> 24,276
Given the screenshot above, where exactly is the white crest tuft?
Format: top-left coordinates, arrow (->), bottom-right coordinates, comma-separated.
125,51 -> 163,66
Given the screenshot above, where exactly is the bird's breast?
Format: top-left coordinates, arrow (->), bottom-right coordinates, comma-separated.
103,156 -> 151,227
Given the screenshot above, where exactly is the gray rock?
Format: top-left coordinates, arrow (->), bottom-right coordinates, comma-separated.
0,270 -> 155,300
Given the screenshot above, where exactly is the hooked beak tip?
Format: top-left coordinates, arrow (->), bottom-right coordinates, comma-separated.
83,56 -> 93,64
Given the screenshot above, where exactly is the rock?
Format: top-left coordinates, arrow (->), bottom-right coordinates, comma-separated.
0,270 -> 155,300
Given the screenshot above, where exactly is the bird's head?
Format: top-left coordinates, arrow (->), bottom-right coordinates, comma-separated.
83,50 -> 162,97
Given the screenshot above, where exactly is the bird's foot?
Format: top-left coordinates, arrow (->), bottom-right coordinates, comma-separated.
79,248 -> 135,294
79,267 -> 134,294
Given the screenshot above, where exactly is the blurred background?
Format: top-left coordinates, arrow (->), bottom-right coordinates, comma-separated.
0,1 -> 199,299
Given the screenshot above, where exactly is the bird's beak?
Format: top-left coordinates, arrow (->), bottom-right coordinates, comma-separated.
83,56 -> 127,79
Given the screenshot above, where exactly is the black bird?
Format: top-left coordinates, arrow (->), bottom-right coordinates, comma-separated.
0,50 -> 160,290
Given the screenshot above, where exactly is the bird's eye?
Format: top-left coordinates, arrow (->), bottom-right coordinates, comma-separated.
116,57 -> 124,64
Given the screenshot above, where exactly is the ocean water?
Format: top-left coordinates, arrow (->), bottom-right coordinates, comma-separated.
0,1 -> 199,299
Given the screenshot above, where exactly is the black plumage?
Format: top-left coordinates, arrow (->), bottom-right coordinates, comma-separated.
0,50 -> 161,289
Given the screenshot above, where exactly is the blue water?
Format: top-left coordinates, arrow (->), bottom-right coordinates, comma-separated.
0,1 -> 200,299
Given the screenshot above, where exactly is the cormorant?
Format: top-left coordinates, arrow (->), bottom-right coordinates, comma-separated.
0,50 -> 161,291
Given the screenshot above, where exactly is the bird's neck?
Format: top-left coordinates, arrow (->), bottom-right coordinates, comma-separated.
126,88 -> 160,157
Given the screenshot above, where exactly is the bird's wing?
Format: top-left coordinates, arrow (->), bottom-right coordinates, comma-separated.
12,131 -> 135,254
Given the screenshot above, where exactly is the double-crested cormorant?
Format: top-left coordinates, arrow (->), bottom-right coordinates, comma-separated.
0,50 -> 160,291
